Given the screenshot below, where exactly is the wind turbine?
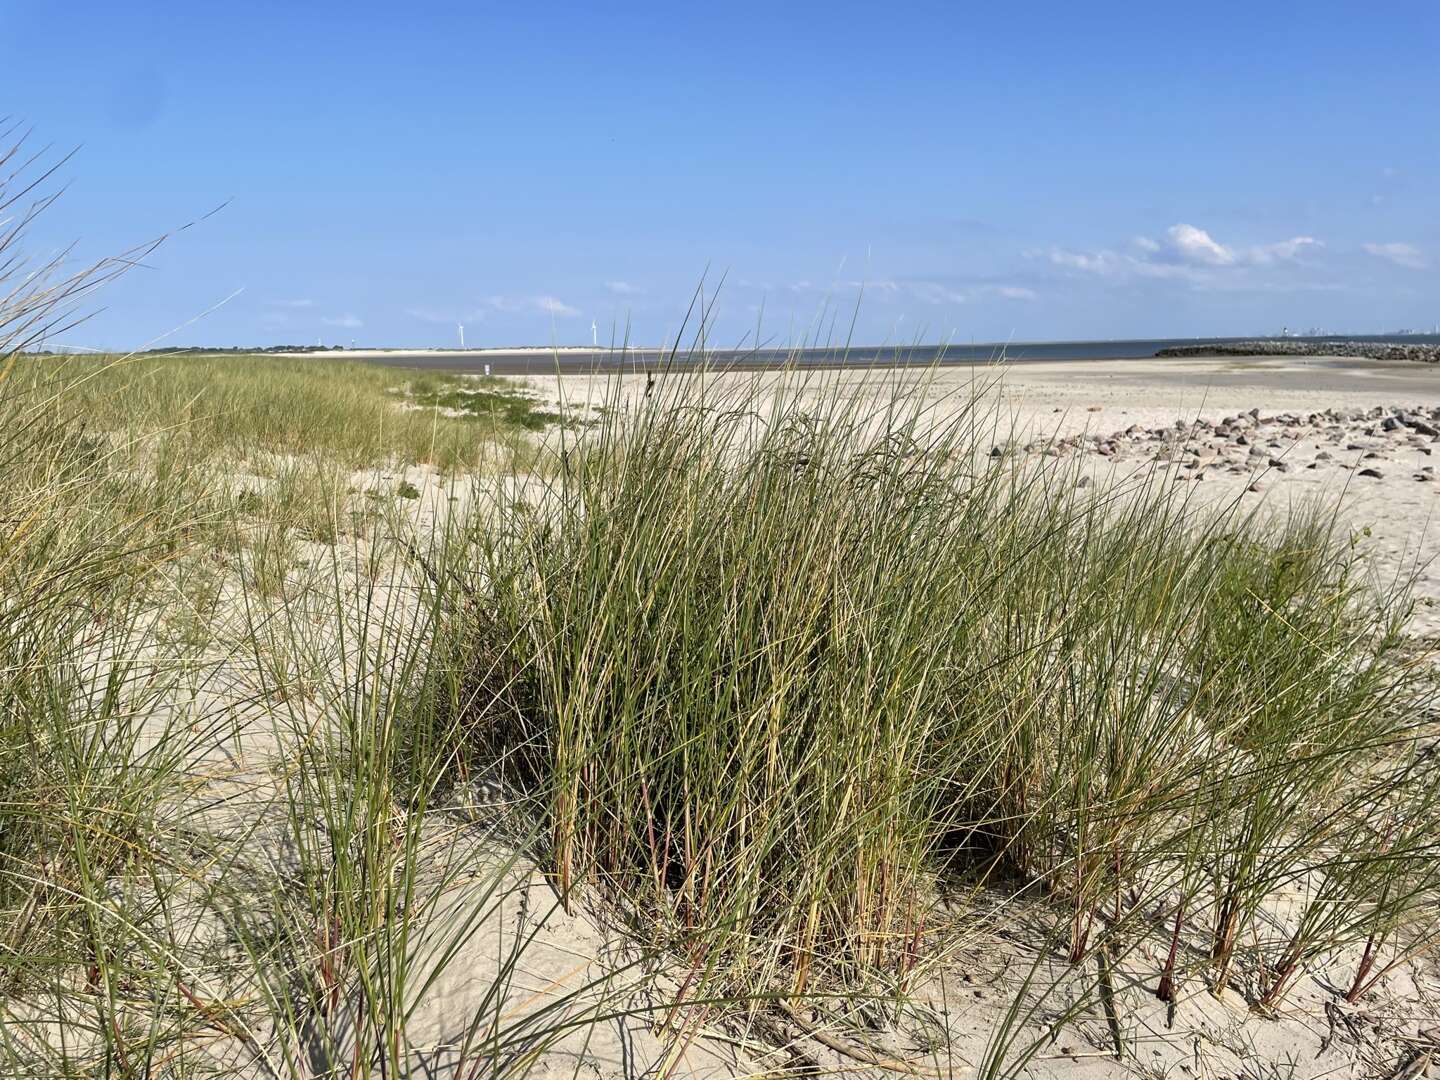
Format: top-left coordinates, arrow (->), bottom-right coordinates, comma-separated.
591,319 -> 598,347
458,323 -> 465,349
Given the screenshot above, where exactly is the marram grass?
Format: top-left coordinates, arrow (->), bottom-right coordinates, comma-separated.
438,367 -> 1436,1005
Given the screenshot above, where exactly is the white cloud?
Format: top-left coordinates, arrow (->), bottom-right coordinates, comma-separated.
1362,242 -> 1428,270
265,298 -> 315,309
605,280 -> 644,296
321,313 -> 363,328
1045,223 -> 1323,286
1167,224 -> 1235,266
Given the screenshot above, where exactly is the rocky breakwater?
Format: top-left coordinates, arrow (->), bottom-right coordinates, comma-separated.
1018,404 -> 1440,490
1155,341 -> 1440,363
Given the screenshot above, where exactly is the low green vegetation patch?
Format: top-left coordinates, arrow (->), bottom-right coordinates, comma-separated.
404,375 -> 563,431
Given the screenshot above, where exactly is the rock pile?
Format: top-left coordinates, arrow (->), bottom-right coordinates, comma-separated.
1155,341 -> 1440,363
1018,404 -> 1440,485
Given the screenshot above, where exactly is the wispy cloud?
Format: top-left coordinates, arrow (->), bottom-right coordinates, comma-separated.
1043,223 -> 1322,285
909,282 -> 971,305
407,295 -> 581,322
1247,235 -> 1323,264
994,285 -> 1038,301
265,298 -> 315,309
481,294 -> 580,317
1362,242 -> 1428,270
321,313 -> 363,328
779,278 -> 1036,305
534,295 -> 579,316
605,280 -> 644,296
404,306 -> 484,325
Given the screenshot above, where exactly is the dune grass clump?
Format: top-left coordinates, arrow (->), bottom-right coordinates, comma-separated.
0,134 -> 636,1075
7,353 -> 548,471
444,370 -> 1435,1004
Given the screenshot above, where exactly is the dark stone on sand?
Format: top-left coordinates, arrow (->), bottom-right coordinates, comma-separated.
1359,468 -> 1384,478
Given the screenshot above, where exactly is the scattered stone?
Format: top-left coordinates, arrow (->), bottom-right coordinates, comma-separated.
1359,468 -> 1384,478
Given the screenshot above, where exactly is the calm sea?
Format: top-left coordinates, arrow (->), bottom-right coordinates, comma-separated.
368,335 -> 1440,375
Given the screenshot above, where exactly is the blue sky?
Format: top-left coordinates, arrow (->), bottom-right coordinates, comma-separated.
7,1 -> 1438,349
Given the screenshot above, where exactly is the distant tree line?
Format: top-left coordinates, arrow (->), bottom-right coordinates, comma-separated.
27,345 -> 351,355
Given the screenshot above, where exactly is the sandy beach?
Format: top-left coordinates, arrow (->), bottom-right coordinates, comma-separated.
512,353 -> 1440,635
6,349 -> 1438,1078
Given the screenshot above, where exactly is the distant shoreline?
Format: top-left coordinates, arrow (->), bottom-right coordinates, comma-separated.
261,334 -> 1440,375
